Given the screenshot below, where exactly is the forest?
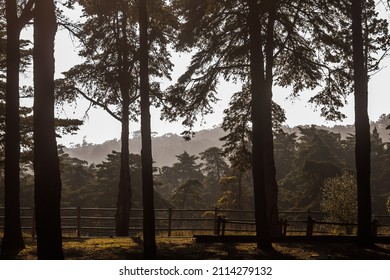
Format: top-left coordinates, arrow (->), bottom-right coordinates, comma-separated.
1,0 -> 390,260
2,122 -> 390,214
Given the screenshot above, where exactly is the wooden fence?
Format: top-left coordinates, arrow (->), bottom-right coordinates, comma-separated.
1,207 -> 390,237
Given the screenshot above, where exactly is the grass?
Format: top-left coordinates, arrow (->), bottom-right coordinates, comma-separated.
12,236 -> 390,260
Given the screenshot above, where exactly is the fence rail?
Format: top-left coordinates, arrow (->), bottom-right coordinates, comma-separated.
1,207 -> 390,237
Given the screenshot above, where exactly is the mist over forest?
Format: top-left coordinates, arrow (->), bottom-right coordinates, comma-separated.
65,115 -> 390,168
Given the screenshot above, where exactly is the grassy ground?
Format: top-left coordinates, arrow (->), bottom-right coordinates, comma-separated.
13,237 -> 390,260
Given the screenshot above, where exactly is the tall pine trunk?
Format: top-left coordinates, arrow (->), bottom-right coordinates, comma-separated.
247,0 -> 272,250
139,0 -> 157,258
33,0 -> 64,259
264,0 -> 280,237
115,2 -> 132,237
1,0 -> 25,258
115,89 -> 132,236
351,0 -> 372,245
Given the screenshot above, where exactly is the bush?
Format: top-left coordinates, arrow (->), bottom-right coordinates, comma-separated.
320,171 -> 357,234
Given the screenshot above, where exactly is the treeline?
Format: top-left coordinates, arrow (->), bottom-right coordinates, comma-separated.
2,122 -> 389,216
64,128 -> 226,166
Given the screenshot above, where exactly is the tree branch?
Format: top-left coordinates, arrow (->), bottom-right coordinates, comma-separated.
73,88 -> 122,122
17,0 -> 35,31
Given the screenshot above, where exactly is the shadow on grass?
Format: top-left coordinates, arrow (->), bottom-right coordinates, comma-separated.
12,237 -> 390,260
277,242 -> 390,259
156,240 -> 295,260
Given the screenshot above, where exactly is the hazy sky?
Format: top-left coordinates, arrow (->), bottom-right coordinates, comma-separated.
54,27 -> 390,147
21,7 -> 390,147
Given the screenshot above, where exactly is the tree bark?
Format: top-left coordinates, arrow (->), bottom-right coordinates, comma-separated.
351,0 -> 372,245
139,0 -> 157,259
115,86 -> 132,236
115,5 -> 132,236
247,0 -> 272,250
1,0 -> 25,258
33,0 -> 64,259
264,0 -> 280,237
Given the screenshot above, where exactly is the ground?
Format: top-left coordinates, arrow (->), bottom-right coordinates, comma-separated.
13,237 -> 390,260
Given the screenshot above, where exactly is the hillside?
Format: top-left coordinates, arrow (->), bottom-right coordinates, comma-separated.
64,127 -> 226,167
64,114 -> 390,167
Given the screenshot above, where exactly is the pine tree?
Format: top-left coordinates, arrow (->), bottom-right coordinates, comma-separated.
56,0 -> 176,236
139,0 -> 157,259
33,0 -> 64,259
351,0 -> 372,246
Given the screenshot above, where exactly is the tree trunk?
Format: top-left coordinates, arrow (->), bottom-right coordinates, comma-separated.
33,0 -> 64,259
238,172 -> 243,211
115,91 -> 132,236
1,0 -> 25,258
247,0 -> 272,250
139,0 -> 157,259
115,1 -> 132,237
264,0 -> 280,237
351,0 -> 372,245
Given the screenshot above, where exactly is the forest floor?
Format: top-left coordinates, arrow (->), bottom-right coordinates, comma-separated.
14,236 -> 390,260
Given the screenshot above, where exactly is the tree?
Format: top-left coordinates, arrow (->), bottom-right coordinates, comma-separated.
200,147 -> 228,183
169,178 -> 205,209
200,147 -> 229,205
247,0 -> 273,250
156,151 -> 203,204
172,151 -> 203,183
351,0 -> 372,245
139,0 -> 156,258
321,171 -> 357,234
217,174 -> 253,211
0,0 -> 33,259
163,0 -> 336,242
370,127 -> 387,214
56,0 -> 140,236
57,0 -> 176,237
278,126 -> 344,210
33,0 -> 64,259
92,151 -> 170,209
273,130 -> 297,180
58,148 -> 97,207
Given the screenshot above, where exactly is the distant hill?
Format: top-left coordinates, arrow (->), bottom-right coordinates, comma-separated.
64,114 -> 390,167
283,114 -> 390,141
64,127 -> 226,167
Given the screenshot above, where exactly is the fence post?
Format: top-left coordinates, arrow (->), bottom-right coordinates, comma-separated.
221,217 -> 226,236
216,216 -> 222,235
32,207 -> 36,238
281,219 -> 288,236
306,216 -> 314,237
214,207 -> 218,234
372,218 -> 378,237
168,208 -> 172,237
77,206 -> 81,238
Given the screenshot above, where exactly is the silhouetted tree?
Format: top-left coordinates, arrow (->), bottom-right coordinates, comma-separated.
246,0 -> 272,250
273,130 -> 297,181
0,0 -> 33,259
56,0 -> 176,236
33,0 -> 64,259
172,151 -> 203,183
200,147 -> 228,182
200,147 -> 228,205
139,0 -> 156,259
351,0 -> 372,245
164,0 -> 336,240
1,0 -> 19,258
278,127 -> 344,210
169,178 -> 205,209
